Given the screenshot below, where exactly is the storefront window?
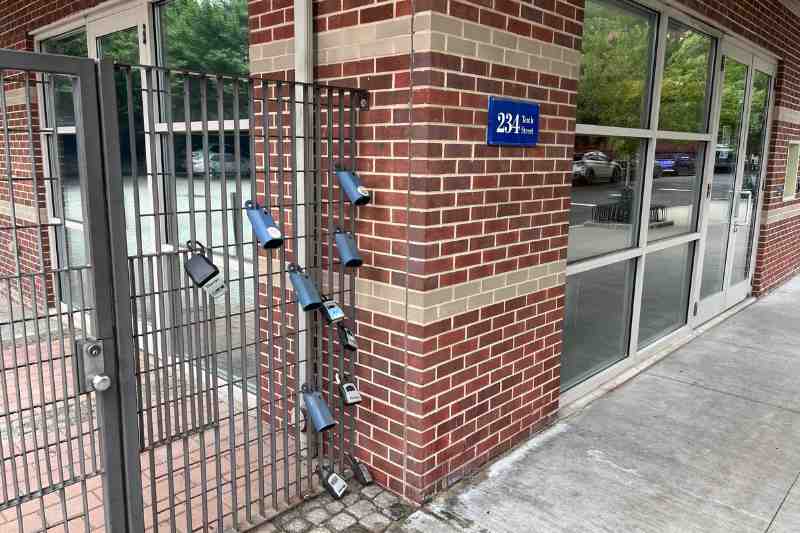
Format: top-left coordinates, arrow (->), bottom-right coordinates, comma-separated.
566,0 -> 723,391
638,244 -> 694,347
658,22 -> 714,133
577,0 -> 657,129
648,140 -> 704,242
568,135 -> 647,262
561,261 -> 636,390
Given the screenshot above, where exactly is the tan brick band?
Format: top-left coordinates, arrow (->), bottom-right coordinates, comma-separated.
250,11 -> 580,75
257,256 -> 565,328
356,259 -> 565,327
4,87 -> 36,107
763,201 -> 800,225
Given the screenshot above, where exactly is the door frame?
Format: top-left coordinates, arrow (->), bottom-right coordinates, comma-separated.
691,39 -> 777,326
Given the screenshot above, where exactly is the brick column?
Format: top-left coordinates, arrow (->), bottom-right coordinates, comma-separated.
250,0 -> 580,501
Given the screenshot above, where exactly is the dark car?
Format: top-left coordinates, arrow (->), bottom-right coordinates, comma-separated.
654,152 -> 696,176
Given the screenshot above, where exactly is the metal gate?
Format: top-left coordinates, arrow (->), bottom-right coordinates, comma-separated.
0,49 -> 366,532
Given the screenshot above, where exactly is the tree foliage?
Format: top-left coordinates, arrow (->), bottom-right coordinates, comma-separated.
160,0 -> 249,77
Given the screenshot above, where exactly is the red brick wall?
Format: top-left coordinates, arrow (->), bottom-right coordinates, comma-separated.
250,0 -> 580,502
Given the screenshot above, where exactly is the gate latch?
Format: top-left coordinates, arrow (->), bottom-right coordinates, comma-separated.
75,339 -> 111,393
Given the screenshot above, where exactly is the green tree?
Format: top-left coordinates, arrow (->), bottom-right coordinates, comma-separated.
659,27 -> 713,132
160,0 -> 249,77
577,0 -> 656,128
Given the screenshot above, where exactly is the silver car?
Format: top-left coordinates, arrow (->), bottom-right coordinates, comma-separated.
572,151 -> 622,184
192,150 -> 251,175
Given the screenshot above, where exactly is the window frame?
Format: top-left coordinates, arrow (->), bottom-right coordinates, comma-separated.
564,0 -> 779,399
784,141 -> 800,200
566,0 -> 724,391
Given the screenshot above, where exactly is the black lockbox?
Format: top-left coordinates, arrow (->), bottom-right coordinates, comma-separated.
338,324 -> 358,351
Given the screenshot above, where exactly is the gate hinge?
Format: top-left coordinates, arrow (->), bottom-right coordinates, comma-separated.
693,302 -> 698,316
706,183 -> 711,198
75,338 -> 110,393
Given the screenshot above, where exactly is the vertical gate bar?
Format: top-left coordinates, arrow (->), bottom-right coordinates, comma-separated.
145,257 -> 161,531
1,279 -> 25,527
201,75 -> 225,532
182,78 -> 198,432
0,73 -> 24,510
347,91 -> 358,456
191,77 -> 212,533
275,80 -> 292,504
0,70 -> 34,501
77,261 -> 102,477
164,69 -> 194,533
15,75 -> 48,515
23,70 -> 60,526
43,72 -> 79,490
313,85 -> 323,480
262,78 -> 279,511
289,75 -> 302,499
52,75 -> 92,533
97,59 -> 149,533
233,78 -> 254,523
127,66 -> 161,533
77,55 -> 138,533
325,86 -> 335,475
217,75 -> 240,530
160,68 -> 179,533
143,67 -> 167,449
178,74 -> 198,533
143,66 -> 168,532
0,281 -> 14,505
336,87 -> 346,471
305,83 -> 316,488
249,77 -> 267,519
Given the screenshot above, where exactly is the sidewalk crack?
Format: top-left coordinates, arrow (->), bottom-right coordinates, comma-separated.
765,470 -> 800,532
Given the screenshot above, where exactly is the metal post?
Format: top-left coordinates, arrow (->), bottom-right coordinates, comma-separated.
95,58 -> 146,533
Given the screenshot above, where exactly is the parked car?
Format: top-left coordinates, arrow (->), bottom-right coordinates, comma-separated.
715,144 -> 736,174
191,150 -> 251,175
572,151 -> 622,184
654,152 -> 696,176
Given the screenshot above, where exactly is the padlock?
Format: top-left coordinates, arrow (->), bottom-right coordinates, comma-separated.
347,453 -> 373,486
301,384 -> 336,432
336,373 -> 362,406
319,464 -> 348,499
288,264 -> 323,311
320,297 -> 345,324
244,200 -> 283,249
184,241 -> 226,300
334,228 -> 363,268
335,169 -> 371,206
337,324 -> 358,352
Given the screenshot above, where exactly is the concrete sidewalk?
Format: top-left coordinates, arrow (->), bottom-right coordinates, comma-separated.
395,277 -> 800,533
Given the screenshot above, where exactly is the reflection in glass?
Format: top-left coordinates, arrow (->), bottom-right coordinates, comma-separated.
648,140 -> 704,241
731,71 -> 771,284
639,244 -> 694,348
569,136 -> 646,262
659,22 -> 714,133
577,0 -> 657,129
97,26 -> 139,63
158,0 -> 249,122
41,31 -> 87,127
701,58 -> 748,300
562,260 -> 635,390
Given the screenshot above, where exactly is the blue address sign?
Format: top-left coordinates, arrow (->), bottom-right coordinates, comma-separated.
486,97 -> 540,147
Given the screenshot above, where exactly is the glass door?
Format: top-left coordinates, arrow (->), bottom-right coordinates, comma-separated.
41,8 -> 148,307
696,43 -> 774,323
